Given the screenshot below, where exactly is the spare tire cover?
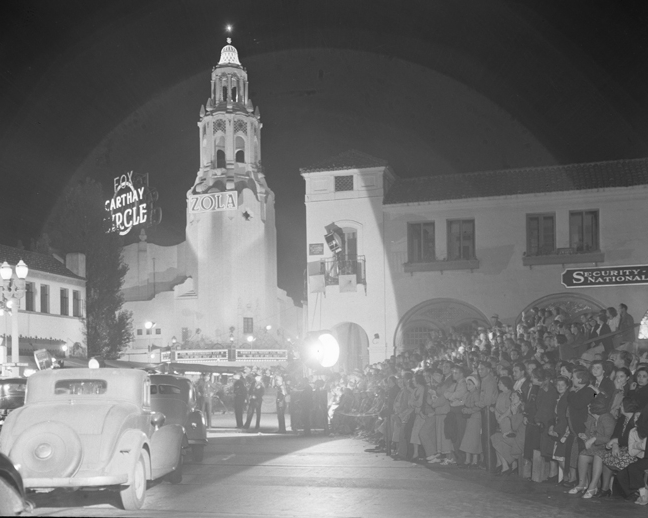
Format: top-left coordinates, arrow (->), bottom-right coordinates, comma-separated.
10,421 -> 82,478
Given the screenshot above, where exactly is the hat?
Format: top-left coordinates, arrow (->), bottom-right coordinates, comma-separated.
466,375 -> 480,388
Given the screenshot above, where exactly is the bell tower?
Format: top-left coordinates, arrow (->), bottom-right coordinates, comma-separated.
192,38 -> 266,191
185,38 -> 278,344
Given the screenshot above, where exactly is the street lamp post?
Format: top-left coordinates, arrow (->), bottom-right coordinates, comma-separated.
0,260 -> 29,377
144,321 -> 156,360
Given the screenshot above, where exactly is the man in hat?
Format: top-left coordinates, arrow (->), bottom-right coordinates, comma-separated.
233,374 -> 248,428
244,375 -> 265,431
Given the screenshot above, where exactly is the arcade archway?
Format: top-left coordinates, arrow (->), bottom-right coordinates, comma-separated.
331,322 -> 370,372
517,292 -> 606,326
394,298 -> 489,354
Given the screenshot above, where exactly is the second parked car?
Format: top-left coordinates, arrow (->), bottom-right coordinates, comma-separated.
149,374 -> 208,462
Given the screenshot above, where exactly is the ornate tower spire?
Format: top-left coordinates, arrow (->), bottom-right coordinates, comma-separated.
191,36 -> 266,195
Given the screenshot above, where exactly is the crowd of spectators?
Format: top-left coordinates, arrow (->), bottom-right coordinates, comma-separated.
317,303 -> 648,506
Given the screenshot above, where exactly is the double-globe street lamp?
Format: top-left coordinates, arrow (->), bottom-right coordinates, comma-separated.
0,260 -> 29,377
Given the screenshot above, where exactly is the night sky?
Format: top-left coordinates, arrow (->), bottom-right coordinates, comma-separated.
1,0 -> 648,301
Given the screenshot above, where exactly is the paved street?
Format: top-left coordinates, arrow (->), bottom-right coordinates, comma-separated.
27,413 -> 647,518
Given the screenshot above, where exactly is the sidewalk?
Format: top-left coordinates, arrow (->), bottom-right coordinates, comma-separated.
206,411 -> 293,437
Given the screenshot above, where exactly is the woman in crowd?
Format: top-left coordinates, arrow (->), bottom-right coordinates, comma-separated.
460,375 -> 483,468
548,376 -> 572,483
532,369 -> 559,461
569,392 -> 615,497
564,370 -> 596,481
590,360 -> 615,395
586,396 -> 641,498
558,361 -> 574,382
610,367 -> 632,418
442,365 -> 468,466
629,366 -> 648,409
491,390 -> 526,475
492,376 -> 513,433
410,372 -> 429,460
429,366 -> 455,464
615,409 -> 648,505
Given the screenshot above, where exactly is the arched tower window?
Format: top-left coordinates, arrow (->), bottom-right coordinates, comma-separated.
235,135 -> 245,164
232,87 -> 237,102
216,150 -> 226,168
222,86 -> 228,102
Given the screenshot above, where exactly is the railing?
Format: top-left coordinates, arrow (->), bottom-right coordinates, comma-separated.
317,255 -> 366,286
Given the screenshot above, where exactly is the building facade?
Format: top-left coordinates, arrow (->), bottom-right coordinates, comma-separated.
120,40 -> 301,359
302,152 -> 648,368
0,244 -> 87,367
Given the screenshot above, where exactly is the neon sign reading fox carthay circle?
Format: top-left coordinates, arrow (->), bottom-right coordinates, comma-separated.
105,171 -> 148,235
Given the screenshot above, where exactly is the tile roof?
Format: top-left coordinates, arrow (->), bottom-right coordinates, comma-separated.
300,149 -> 388,173
384,157 -> 648,205
0,244 -> 84,280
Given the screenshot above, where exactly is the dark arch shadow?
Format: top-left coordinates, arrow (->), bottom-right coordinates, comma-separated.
516,292 -> 606,327
393,298 -> 490,354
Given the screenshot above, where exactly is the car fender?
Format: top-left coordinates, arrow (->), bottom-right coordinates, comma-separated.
150,424 -> 183,479
105,430 -> 151,483
186,410 -> 207,444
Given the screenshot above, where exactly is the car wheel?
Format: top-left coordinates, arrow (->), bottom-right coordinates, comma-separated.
120,451 -> 147,510
192,444 -> 204,463
166,454 -> 183,484
10,422 -> 82,479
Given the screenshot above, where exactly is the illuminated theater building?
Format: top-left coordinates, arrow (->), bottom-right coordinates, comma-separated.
302,152 -> 648,368
120,40 -> 301,361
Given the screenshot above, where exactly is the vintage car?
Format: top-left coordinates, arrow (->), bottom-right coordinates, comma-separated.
149,374 -> 207,462
0,378 -> 27,432
0,368 -> 184,510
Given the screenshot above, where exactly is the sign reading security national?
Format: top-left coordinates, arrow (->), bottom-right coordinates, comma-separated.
188,191 -> 237,213
562,265 -> 648,288
105,172 -> 149,235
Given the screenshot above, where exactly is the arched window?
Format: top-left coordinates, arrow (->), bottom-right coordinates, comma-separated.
405,326 -> 434,351
232,87 -> 237,102
216,150 -> 226,168
222,86 -> 228,101
235,136 -> 245,164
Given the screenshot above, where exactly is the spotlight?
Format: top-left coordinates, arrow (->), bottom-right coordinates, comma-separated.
302,331 -> 340,369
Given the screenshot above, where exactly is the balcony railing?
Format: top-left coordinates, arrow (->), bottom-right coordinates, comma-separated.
523,247 -> 604,266
318,256 -> 366,286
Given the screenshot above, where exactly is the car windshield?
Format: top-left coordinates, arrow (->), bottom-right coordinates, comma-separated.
0,381 -> 26,409
54,379 -> 108,395
150,384 -> 182,395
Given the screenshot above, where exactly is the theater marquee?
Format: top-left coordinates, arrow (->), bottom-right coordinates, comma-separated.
562,265 -> 648,288
188,191 -> 237,213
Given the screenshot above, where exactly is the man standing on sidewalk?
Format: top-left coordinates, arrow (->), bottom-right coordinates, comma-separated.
233,375 -> 248,428
244,375 -> 265,431
275,376 -> 287,433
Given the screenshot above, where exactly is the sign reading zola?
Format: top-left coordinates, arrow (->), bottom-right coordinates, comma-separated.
562,265 -> 648,288
105,171 -> 148,235
188,192 -> 237,213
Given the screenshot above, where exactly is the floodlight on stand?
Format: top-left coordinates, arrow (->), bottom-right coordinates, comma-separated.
302,331 -> 340,369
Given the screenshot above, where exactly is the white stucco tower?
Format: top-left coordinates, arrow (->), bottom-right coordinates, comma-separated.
184,38 -> 278,339
119,39 -> 301,355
